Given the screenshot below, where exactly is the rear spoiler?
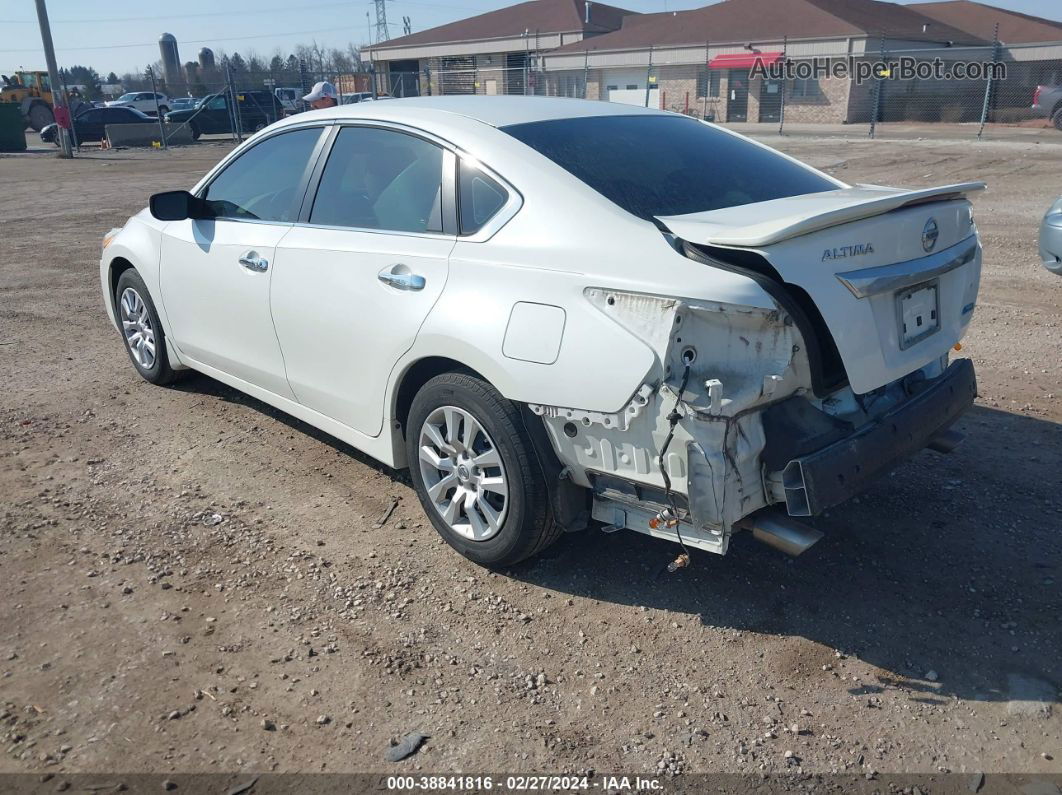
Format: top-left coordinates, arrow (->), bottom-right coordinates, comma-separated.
656,182 -> 986,248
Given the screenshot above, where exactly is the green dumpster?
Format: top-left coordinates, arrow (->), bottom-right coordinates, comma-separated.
0,102 -> 27,152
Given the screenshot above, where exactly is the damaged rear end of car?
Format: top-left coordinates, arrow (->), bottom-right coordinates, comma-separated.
534,180 -> 983,557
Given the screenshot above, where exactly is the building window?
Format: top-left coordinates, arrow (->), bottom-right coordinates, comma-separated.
791,77 -> 822,98
606,85 -> 617,91
625,84 -> 638,90
696,69 -> 720,99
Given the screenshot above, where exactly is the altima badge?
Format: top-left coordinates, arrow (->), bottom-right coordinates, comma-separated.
922,218 -> 939,252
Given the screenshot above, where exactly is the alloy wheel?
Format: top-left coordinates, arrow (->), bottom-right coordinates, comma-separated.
120,287 -> 156,369
418,406 -> 508,541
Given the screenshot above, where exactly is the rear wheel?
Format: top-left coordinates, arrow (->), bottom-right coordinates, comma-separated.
1052,106 -> 1062,131
27,102 -> 54,132
407,372 -> 561,567
114,269 -> 179,386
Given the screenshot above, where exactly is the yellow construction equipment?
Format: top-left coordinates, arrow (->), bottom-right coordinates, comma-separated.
1,70 -> 56,131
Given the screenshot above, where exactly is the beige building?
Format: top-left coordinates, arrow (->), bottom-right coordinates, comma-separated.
363,0 -> 636,97
365,0 -> 1062,124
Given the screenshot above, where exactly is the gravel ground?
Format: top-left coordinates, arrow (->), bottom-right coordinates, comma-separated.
1,133 -> 1060,781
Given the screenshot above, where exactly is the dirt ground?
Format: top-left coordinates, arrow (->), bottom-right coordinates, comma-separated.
1,132 -> 1060,785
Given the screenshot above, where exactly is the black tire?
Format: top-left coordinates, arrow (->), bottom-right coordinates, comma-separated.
406,372 -> 561,567
189,122 -> 201,141
158,105 -> 169,115
1053,107 -> 1062,132
27,103 -> 54,132
114,269 -> 179,386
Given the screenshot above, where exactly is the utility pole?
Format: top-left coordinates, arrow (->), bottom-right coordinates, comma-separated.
34,0 -> 71,157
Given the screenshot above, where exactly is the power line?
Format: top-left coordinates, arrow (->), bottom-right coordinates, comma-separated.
0,24 -> 369,54
0,0 -> 487,25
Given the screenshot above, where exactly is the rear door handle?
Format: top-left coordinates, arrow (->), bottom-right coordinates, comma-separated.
378,265 -> 425,291
238,250 -> 269,272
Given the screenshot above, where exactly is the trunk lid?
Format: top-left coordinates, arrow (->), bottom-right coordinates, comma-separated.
658,183 -> 985,394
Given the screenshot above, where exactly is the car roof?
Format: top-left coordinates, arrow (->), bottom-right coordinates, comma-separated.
277,95 -> 665,130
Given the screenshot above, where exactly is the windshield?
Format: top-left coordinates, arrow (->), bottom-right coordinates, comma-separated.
502,114 -> 837,220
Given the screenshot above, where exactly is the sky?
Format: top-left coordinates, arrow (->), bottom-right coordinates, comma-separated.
1,0 -> 1060,77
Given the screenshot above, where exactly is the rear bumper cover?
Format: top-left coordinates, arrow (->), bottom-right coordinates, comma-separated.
779,358 -> 976,516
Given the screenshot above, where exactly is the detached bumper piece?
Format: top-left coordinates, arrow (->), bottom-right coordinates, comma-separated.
780,358 -> 976,517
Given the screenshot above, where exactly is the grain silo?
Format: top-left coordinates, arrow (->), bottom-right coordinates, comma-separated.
158,33 -> 183,93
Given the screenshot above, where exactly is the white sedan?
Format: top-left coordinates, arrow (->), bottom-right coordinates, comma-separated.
100,97 -> 983,566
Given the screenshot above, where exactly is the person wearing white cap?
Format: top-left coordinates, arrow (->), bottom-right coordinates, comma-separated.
303,81 -> 338,110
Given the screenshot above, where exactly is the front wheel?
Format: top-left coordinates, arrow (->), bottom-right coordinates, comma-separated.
27,103 -> 54,132
188,122 -> 201,141
114,269 -> 179,386
406,373 -> 561,567
1053,107 -> 1062,132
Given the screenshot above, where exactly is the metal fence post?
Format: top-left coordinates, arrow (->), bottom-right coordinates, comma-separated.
147,66 -> 167,150
977,23 -> 1001,140
424,65 -> 432,96
869,34 -> 886,139
778,35 -> 787,135
226,61 -> 242,144
371,63 -> 378,99
702,41 -> 710,121
582,50 -> 589,99
644,46 -> 654,109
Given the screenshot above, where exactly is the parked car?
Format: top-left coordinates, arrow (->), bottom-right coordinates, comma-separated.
106,91 -> 170,116
1040,196 -> 1062,274
164,90 -> 282,139
40,105 -> 153,144
168,97 -> 200,112
273,86 -> 301,112
1032,85 -> 1062,130
99,97 -> 983,567
340,91 -> 391,104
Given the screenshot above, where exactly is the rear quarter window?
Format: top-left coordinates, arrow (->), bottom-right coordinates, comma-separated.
502,114 -> 837,221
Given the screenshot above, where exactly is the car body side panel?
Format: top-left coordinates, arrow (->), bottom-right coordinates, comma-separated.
100,211 -> 187,370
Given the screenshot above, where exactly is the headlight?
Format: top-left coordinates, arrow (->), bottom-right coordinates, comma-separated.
102,227 -> 122,250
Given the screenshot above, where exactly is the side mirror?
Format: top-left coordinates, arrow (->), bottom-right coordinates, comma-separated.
149,190 -> 207,221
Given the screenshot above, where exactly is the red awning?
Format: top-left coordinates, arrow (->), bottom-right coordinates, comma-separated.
708,52 -> 783,70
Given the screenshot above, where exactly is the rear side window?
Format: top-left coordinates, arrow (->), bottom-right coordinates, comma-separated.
203,127 -> 322,222
310,126 -> 443,234
502,115 -> 836,220
458,159 -> 508,235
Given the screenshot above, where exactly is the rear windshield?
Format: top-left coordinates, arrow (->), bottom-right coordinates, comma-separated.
502,114 -> 836,221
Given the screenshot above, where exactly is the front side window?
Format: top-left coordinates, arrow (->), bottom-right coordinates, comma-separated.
502,114 -> 836,220
309,126 -> 443,234
207,96 -> 227,110
202,127 -> 322,222
458,159 -> 508,235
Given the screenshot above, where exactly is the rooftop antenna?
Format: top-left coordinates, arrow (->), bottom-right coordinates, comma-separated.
585,1 -> 592,24
402,15 -> 412,35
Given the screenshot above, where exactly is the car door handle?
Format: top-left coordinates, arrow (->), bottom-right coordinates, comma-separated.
378,266 -> 425,291
238,251 -> 269,272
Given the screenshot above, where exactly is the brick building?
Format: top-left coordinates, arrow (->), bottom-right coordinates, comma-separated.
363,0 -> 637,97
542,0 -> 983,123
364,0 -> 1062,124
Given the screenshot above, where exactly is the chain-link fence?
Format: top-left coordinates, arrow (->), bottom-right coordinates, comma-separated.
362,37 -> 1062,142
58,36 -> 1062,150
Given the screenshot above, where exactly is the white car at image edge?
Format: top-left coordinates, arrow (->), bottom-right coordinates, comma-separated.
99,96 -> 984,566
